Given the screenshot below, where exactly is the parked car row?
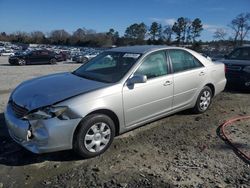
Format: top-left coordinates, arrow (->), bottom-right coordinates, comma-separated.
4,42 -> 250,91
71,50 -> 102,63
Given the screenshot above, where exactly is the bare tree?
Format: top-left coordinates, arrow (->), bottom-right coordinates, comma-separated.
30,31 -> 45,44
213,28 -> 227,40
229,13 -> 250,46
162,25 -> 173,44
49,29 -> 70,45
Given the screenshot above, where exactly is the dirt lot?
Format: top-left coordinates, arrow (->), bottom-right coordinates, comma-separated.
0,56 -> 249,188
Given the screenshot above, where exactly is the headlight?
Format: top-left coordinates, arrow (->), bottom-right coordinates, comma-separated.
23,106 -> 68,120
243,66 -> 250,73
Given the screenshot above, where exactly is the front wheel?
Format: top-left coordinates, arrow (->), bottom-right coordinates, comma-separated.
18,59 -> 26,65
193,86 -> 212,114
73,114 -> 115,158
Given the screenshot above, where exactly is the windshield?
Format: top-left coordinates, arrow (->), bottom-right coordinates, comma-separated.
227,47 -> 250,60
73,51 -> 141,83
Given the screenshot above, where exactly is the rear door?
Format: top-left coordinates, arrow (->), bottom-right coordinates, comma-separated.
40,50 -> 51,64
123,50 -> 174,127
28,51 -> 42,64
167,49 -> 207,109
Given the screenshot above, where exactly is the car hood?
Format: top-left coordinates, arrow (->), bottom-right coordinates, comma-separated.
220,59 -> 250,66
11,72 -> 109,111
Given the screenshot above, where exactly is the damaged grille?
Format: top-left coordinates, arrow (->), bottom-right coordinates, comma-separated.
10,101 -> 29,118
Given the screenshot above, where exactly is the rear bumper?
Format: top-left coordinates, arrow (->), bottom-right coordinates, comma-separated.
226,72 -> 250,87
4,103 -> 81,153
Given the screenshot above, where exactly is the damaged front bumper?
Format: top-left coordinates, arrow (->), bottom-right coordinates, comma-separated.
4,103 -> 81,154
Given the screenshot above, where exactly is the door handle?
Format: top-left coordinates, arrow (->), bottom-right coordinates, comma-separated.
163,80 -> 172,86
199,71 -> 206,76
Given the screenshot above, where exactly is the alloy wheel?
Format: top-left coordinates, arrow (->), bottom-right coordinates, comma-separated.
84,122 -> 111,153
199,90 -> 211,111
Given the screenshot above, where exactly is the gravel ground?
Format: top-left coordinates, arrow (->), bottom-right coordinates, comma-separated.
0,56 -> 249,188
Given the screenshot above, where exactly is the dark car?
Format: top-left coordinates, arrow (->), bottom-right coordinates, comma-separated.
9,49 -> 57,65
55,51 -> 70,62
220,46 -> 250,89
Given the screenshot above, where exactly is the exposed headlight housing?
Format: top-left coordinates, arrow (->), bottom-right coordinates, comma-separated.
23,106 -> 68,120
243,66 -> 250,73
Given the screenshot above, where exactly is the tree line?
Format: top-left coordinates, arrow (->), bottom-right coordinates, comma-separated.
213,12 -> 250,46
0,13 -> 249,48
0,17 -> 203,48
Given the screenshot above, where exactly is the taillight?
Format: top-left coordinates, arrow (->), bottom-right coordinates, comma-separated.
224,64 -> 227,73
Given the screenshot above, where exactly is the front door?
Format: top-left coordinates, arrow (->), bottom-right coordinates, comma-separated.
123,50 -> 174,127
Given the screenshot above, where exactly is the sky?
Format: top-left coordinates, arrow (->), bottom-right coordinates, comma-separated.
0,0 -> 249,41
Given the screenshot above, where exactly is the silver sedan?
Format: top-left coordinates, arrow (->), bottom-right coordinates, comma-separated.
5,45 -> 226,158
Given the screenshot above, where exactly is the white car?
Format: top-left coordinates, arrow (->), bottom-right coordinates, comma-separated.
1,49 -> 15,56
5,45 -> 226,158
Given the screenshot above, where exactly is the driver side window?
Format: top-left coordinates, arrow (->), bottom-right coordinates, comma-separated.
135,51 -> 168,79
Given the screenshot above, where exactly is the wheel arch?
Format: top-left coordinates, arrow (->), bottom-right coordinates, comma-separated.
73,109 -> 120,144
204,83 -> 215,97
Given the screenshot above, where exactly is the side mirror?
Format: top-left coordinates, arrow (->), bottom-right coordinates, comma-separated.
128,74 -> 147,85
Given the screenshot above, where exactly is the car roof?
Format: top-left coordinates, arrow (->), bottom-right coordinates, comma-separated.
108,45 -> 170,54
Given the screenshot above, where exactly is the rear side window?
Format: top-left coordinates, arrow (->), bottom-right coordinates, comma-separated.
41,51 -> 49,55
228,48 -> 250,60
135,51 -> 168,79
168,49 -> 203,73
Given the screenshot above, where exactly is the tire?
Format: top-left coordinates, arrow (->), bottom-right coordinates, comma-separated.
73,114 -> 115,158
49,58 -> 57,64
193,86 -> 212,114
18,59 -> 26,65
82,57 -> 88,63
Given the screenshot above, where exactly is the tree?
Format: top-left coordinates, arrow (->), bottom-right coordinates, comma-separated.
162,25 -> 173,44
172,17 -> 187,45
213,28 -> 227,40
0,32 -> 8,41
124,22 -> 147,40
71,28 -> 87,45
11,31 -> 30,43
49,29 -> 70,45
106,28 -> 119,45
191,18 -> 203,42
184,18 -> 192,44
229,13 -> 250,46
149,22 -> 159,40
30,31 -> 45,44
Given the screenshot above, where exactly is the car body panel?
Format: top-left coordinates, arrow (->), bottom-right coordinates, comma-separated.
172,67 -> 207,109
123,75 -> 174,127
11,72 -> 109,111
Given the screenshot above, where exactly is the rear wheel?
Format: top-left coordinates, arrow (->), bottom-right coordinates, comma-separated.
49,58 -> 57,64
73,114 -> 115,158
193,86 -> 212,114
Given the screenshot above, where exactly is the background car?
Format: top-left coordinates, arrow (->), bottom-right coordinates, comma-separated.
55,51 -> 70,62
72,51 -> 101,63
8,49 -> 57,65
0,49 -> 15,56
220,46 -> 250,89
